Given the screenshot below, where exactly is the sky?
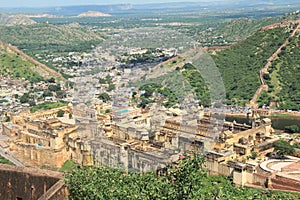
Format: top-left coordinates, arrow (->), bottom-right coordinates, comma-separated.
0,0 -> 203,8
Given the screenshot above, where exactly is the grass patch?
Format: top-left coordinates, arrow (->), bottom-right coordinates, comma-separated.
269,60 -> 282,99
59,160 -> 77,172
30,101 -> 67,113
0,156 -> 14,165
270,113 -> 294,117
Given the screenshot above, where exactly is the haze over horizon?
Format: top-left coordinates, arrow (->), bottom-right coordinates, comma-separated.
0,0 -> 222,8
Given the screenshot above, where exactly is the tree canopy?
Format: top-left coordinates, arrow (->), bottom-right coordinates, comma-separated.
65,153 -> 300,200
273,140 -> 295,156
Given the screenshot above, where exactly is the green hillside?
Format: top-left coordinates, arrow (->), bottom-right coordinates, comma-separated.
209,17 -> 282,44
265,31 -> 300,110
0,23 -> 105,54
212,25 -> 293,106
130,21 -> 299,109
134,63 -> 210,108
0,42 -> 50,82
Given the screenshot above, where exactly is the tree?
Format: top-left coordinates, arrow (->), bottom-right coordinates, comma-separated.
15,72 -> 20,78
20,93 -> 30,103
64,152 -> 300,200
107,84 -> 115,92
43,90 -> 53,97
57,110 -> 65,117
250,151 -> 257,159
132,91 -> 137,98
48,84 -> 61,92
263,73 -> 270,80
99,78 -> 106,84
98,93 -> 110,102
46,77 -> 56,83
285,125 -> 299,133
69,113 -> 73,119
28,101 -> 36,107
56,91 -> 67,99
5,114 -> 10,122
273,140 -> 295,156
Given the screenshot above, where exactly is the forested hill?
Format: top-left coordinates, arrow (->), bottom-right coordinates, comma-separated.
134,20 -> 300,110
0,13 -> 36,26
212,20 -> 300,110
0,23 -> 105,54
264,22 -> 300,110
0,41 -> 64,82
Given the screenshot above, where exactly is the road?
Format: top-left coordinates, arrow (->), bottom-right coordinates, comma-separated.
0,146 -> 24,167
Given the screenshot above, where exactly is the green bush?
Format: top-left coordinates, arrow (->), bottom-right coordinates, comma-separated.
273,140 -> 295,156
65,153 -> 300,200
285,125 -> 299,133
57,109 -> 65,117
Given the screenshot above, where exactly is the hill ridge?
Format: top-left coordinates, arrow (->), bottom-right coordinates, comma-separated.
0,40 -> 65,81
249,20 -> 300,107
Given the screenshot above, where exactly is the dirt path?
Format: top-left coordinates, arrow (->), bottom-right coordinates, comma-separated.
0,40 -> 66,81
248,21 -> 300,107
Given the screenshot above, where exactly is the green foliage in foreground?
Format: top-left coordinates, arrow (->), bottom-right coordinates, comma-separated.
30,101 -> 67,113
0,156 -> 14,165
65,154 -> 300,200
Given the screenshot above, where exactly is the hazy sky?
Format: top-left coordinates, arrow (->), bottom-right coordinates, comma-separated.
0,0 -> 202,8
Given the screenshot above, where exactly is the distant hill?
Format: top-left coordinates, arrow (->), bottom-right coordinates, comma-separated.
132,0 -> 300,10
0,4 -> 132,16
0,23 -> 105,54
44,4 -> 132,16
26,14 -> 58,18
0,41 -> 64,82
0,13 -> 36,26
77,11 -> 111,17
1,0 -> 300,16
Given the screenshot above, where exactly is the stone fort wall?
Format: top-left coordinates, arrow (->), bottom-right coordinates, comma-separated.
0,164 -> 67,200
